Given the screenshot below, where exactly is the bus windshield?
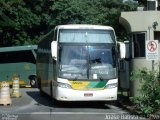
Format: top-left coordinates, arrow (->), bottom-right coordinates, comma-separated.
59,45 -> 117,80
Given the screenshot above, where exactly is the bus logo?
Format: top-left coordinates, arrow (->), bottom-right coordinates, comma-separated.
72,82 -> 83,84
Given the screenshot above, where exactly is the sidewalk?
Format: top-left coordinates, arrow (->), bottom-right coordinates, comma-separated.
118,94 -> 136,113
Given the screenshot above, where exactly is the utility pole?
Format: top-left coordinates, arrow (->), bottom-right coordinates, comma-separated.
148,26 -> 154,70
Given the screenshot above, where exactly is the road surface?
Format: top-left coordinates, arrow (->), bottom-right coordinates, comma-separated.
0,88 -> 148,120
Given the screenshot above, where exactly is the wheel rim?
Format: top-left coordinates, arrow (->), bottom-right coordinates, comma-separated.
31,79 -> 36,86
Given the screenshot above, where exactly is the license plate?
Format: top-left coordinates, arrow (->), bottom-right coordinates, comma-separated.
84,93 -> 93,97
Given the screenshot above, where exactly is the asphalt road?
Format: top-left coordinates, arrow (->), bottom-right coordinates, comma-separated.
0,88 -> 148,120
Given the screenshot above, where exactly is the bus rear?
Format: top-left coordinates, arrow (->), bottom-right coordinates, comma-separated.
0,45 -> 37,88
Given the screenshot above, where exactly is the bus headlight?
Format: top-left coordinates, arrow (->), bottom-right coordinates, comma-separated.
105,83 -> 117,89
57,82 -> 72,89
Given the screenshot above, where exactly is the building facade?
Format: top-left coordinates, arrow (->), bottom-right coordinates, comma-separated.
119,4 -> 160,96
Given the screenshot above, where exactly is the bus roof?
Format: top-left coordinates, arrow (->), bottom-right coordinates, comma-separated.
56,24 -> 114,30
0,45 -> 37,52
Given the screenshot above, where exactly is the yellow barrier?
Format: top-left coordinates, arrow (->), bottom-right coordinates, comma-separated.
0,81 -> 12,105
11,76 -> 22,98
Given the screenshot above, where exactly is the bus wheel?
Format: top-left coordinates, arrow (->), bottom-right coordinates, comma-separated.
30,78 -> 37,88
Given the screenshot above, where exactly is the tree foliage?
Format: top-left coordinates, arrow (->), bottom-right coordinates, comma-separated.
0,0 -> 137,46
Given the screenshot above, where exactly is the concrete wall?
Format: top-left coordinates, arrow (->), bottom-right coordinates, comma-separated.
120,11 -> 160,34
120,10 -> 160,97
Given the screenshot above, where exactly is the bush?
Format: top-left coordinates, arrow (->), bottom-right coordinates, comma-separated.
130,68 -> 160,115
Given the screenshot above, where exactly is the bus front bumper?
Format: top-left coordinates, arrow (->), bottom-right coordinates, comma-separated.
54,87 -> 117,101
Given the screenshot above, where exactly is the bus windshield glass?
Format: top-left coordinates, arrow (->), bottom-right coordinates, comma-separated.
59,45 -> 117,80
59,29 -> 115,43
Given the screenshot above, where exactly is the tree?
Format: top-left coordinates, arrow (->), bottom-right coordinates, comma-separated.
0,0 -> 49,46
49,0 -> 137,41
0,0 -> 137,46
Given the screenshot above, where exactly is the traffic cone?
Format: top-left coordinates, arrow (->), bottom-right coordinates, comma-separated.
0,81 -> 12,105
11,75 -> 22,98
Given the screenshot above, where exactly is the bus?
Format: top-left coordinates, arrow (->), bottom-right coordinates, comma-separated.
0,45 -> 37,88
37,24 -> 125,101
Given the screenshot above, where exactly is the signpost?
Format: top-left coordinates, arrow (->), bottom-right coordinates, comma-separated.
146,40 -> 158,60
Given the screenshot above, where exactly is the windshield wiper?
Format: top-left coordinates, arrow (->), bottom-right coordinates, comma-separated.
98,74 -> 104,81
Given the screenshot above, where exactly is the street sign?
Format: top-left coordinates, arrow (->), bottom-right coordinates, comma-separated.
146,40 -> 159,60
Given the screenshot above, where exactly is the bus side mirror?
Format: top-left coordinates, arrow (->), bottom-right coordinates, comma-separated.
51,41 -> 57,60
118,42 -> 126,59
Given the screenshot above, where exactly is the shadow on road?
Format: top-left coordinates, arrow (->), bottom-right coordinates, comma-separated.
26,89 -> 113,109
55,101 -> 110,109
26,90 -> 54,108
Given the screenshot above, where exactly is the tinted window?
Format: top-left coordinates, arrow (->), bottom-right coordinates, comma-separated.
133,33 -> 145,57
0,50 -> 36,64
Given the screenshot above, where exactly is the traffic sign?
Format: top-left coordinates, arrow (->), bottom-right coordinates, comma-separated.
146,40 -> 159,60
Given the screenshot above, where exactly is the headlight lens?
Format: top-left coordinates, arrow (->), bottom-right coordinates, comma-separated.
105,83 -> 117,89
57,82 -> 72,89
